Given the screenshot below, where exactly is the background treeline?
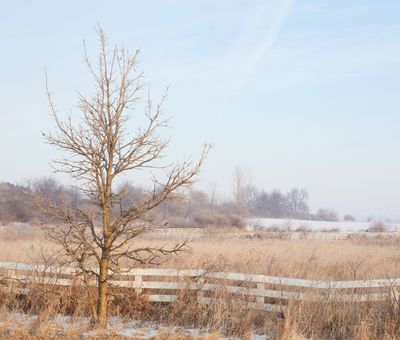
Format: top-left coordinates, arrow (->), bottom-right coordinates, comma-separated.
0,177 -> 344,227
0,179 -> 82,224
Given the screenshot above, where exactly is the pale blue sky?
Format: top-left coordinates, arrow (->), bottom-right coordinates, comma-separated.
1,1 -> 400,218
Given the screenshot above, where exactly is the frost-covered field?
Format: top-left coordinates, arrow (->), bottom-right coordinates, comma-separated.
2,232 -> 400,339
247,217 -> 400,232
0,312 -> 272,339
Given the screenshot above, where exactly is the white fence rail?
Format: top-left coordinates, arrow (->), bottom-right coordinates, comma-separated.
150,227 -> 400,241
0,262 -> 399,312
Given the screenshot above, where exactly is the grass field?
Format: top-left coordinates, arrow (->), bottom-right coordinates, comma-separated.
2,223 -> 400,280
1,223 -> 400,339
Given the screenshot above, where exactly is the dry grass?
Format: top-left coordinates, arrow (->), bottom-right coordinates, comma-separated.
2,225 -> 400,280
166,236 -> 400,280
2,224 -> 400,338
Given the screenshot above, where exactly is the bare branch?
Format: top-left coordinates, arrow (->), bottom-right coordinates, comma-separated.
40,26 -> 209,326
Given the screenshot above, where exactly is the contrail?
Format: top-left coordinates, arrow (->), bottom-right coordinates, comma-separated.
224,0 -> 296,98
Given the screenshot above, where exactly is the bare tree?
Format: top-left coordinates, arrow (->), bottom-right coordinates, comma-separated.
207,181 -> 217,207
37,27 -> 209,326
287,188 -> 309,218
233,167 -> 244,217
315,208 -> 339,222
233,166 -> 253,218
343,214 -> 355,221
27,177 -> 67,207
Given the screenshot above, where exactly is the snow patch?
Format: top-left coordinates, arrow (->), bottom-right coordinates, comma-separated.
0,312 -> 272,339
247,217 -> 400,232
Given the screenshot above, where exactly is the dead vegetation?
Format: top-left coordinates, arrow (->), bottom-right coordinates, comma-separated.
1,229 -> 400,280
1,228 -> 400,338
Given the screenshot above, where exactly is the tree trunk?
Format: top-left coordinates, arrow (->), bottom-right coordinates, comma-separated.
96,194 -> 112,327
97,255 -> 109,327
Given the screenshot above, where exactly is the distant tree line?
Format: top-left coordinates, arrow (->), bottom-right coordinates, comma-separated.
0,176 -> 345,226
248,188 -> 310,219
233,185 -> 340,221
0,178 -> 83,225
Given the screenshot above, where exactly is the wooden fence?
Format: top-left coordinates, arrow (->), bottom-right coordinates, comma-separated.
149,228 -> 400,241
0,262 -> 399,312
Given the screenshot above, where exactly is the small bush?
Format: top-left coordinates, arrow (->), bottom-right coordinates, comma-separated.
368,221 -> 388,232
344,214 -> 355,221
191,209 -> 244,228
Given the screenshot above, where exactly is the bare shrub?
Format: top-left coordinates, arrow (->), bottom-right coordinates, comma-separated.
344,214 -> 356,221
368,221 -> 388,232
192,209 -> 230,227
315,208 -> 339,222
294,226 -> 312,232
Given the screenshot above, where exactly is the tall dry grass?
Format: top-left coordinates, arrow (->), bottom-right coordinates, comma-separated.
2,228 -> 399,280
1,224 -> 400,338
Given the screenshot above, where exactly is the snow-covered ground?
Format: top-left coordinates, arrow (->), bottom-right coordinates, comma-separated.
0,312 -> 272,339
247,217 -> 400,232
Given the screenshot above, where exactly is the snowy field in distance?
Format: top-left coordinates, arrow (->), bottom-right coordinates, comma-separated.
247,218 -> 400,232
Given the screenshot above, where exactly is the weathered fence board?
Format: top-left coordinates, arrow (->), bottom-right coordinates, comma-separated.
0,261 -> 398,312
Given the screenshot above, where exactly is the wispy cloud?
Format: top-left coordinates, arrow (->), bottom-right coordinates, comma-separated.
223,0 -> 296,97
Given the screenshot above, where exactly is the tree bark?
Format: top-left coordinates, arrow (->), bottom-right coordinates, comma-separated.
97,253 -> 109,326
97,200 -> 111,326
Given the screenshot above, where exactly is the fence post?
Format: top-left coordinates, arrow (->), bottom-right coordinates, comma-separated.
7,269 -> 16,293
9,270 -> 16,280
135,275 -> 142,295
257,282 -> 265,307
196,277 -> 205,302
